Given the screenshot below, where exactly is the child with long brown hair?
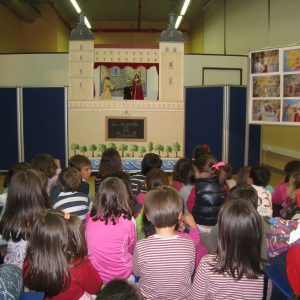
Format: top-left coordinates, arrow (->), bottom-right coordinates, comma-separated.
86,177 -> 136,284
23,209 -> 102,299
94,148 -> 122,196
191,200 -> 270,299
32,153 -> 61,195
0,168 -> 50,268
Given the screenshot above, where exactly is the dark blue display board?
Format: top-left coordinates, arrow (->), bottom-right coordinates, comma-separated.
228,87 -> 247,173
185,85 -> 261,173
23,87 -> 67,166
0,88 -> 19,170
185,87 -> 224,161
248,125 -> 261,166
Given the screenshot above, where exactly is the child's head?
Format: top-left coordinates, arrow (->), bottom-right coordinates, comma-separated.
69,154 -> 91,181
65,212 -> 87,260
91,177 -> 132,224
192,144 -> 211,160
218,163 -> 232,185
193,154 -> 218,178
141,153 -> 162,175
229,184 -> 258,209
145,169 -> 169,190
284,160 -> 300,182
31,154 -> 57,178
144,186 -> 183,229
99,148 -> 122,177
173,159 -> 195,185
103,171 -> 135,208
237,166 -> 252,185
24,209 -> 86,296
250,165 -> 271,187
287,172 -> 300,204
0,169 -> 50,242
58,167 -> 81,193
4,161 -> 31,189
216,199 -> 263,280
173,158 -> 189,182
96,279 -> 143,300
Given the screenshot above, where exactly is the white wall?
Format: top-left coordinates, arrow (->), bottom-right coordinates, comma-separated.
0,53 -> 68,86
203,0 -> 300,55
184,54 -> 248,86
0,53 -> 247,88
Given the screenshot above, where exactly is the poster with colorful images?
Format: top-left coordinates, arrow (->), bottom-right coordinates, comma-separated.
252,100 -> 281,122
284,74 -> 300,97
253,75 -> 280,97
284,49 -> 300,72
251,50 -> 279,74
282,99 -> 300,122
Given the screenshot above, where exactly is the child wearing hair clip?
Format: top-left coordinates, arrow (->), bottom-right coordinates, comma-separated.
187,154 -> 227,253
23,209 -> 102,300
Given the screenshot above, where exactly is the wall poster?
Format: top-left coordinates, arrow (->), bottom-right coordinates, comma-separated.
249,46 -> 300,125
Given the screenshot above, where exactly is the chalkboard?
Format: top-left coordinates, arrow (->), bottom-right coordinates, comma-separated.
106,117 -> 146,141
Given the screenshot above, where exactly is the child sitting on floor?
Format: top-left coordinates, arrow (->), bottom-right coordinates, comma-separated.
250,165 -> 273,218
51,155 -> 91,201
191,200 -> 270,300
23,209 -> 101,299
133,186 -> 196,299
32,153 -> 61,195
52,167 -> 90,222
86,177 -> 136,284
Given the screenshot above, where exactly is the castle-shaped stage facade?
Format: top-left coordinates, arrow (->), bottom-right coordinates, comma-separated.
68,13 -> 185,165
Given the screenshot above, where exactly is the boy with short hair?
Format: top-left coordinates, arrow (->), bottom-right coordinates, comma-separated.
50,154 -> 91,202
133,186 -> 195,299
250,165 -> 273,217
52,167 -> 90,221
130,153 -> 162,195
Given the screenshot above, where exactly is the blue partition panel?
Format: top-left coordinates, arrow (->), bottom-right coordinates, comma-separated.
22,87 -> 67,166
0,88 -> 19,170
228,87 -> 247,173
185,87 -> 224,160
248,124 -> 261,166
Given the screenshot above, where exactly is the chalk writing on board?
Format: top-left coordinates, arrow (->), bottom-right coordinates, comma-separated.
106,118 -> 146,140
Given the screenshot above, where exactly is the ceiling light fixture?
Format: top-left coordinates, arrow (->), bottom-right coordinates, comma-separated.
84,16 -> 91,29
175,0 -> 191,29
180,0 -> 191,15
175,15 -> 183,29
70,0 -> 81,14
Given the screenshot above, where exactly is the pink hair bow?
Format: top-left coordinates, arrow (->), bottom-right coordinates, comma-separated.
212,162 -> 226,170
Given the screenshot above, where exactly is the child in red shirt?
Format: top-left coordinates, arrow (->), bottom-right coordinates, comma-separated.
23,209 -> 102,299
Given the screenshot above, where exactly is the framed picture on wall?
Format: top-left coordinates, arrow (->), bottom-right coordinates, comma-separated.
252,75 -> 280,98
284,48 -> 300,72
282,99 -> 300,122
284,74 -> 300,97
249,45 -> 300,125
252,99 -> 281,122
251,50 -> 279,74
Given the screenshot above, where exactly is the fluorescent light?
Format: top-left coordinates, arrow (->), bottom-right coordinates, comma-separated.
180,0 -> 191,15
175,15 -> 183,29
70,0 -> 81,14
84,16 -> 91,29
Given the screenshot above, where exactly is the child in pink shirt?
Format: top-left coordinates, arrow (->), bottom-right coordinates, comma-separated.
85,177 -> 136,284
273,160 -> 300,206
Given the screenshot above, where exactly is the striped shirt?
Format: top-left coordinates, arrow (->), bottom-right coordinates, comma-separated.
190,255 -> 271,300
133,234 -> 195,300
130,173 -> 146,195
52,191 -> 90,221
